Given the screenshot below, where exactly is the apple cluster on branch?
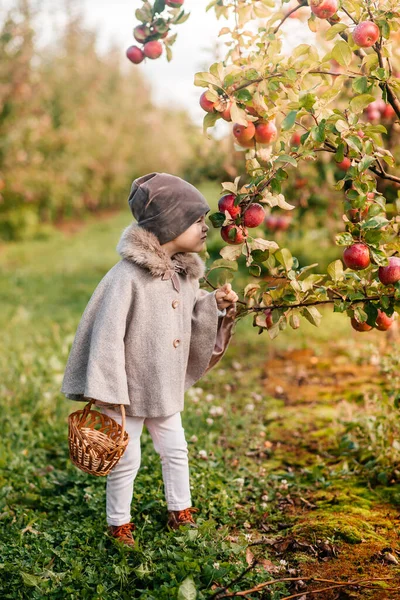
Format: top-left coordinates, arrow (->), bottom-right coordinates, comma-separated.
126,0 -> 188,64
194,0 -> 400,336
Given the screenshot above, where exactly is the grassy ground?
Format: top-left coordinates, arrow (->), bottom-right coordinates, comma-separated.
1,184 -> 400,599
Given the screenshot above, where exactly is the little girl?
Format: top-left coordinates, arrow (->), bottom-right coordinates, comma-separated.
61,172 -> 238,547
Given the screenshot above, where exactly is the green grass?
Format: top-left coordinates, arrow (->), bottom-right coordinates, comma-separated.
1,187 -> 399,599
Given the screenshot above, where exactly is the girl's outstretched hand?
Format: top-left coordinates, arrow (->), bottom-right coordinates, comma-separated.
215,283 -> 239,311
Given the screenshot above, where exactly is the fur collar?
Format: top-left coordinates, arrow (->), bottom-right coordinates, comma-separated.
117,222 -> 205,280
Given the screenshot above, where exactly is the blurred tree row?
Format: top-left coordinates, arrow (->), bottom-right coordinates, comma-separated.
0,1 -> 233,241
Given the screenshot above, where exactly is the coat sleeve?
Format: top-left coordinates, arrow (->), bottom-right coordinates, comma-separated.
61,264 -> 133,406
184,282 -> 236,390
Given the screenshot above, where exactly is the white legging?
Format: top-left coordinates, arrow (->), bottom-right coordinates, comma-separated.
99,406 -> 192,526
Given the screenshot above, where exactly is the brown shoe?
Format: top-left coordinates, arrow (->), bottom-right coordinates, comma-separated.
167,507 -> 199,530
107,522 -> 136,547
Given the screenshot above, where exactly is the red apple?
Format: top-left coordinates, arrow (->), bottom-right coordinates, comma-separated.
254,121 -> 278,144
246,106 -> 259,117
133,25 -> 151,43
264,309 -> 274,329
233,122 -> 256,144
310,0 -> 338,19
237,137 -> 256,148
353,21 -> 380,48
218,194 -> 241,218
166,0 -> 184,5
375,310 -> 394,331
366,109 -> 381,123
347,206 -> 369,223
243,203 -> 265,228
290,132 -> 302,146
143,41 -> 163,59
343,243 -> 370,270
378,256 -> 400,285
126,45 -> 145,64
276,216 -> 291,231
381,104 -> 395,120
221,224 -> 247,244
199,91 -> 216,113
336,157 -> 351,171
221,103 -> 232,122
351,317 -> 372,332
294,177 -> 307,189
265,215 -> 278,230
357,130 -> 365,138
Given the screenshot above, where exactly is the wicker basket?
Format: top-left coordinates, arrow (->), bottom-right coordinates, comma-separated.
68,399 -> 129,476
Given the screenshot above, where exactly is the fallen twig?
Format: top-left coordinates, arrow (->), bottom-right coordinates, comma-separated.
212,575 -> 399,599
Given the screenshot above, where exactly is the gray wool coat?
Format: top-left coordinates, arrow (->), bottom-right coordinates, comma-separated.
61,222 -> 236,418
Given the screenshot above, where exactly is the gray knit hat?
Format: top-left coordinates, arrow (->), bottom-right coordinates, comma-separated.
128,172 -> 210,245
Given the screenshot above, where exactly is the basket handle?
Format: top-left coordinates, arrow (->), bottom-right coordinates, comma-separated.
85,398 -> 126,444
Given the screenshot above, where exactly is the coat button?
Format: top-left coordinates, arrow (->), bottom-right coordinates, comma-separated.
173,338 -> 180,348
172,299 -> 179,309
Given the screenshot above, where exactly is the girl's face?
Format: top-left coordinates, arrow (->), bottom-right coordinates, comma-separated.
165,214 -> 209,255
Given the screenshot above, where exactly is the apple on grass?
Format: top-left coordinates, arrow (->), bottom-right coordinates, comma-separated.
126,46 -> 145,64
221,224 -> 247,245
352,21 -> 380,48
343,243 -> 370,270
243,204 -> 265,228
218,194 -> 241,218
378,256 -> 400,285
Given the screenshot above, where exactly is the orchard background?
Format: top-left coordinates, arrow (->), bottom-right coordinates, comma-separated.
1,0 -> 400,598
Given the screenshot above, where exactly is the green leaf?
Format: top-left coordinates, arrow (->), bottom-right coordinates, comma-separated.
173,11 -> 190,24
154,0 -> 166,13
220,244 -> 243,261
352,76 -> 369,94
21,572 -> 41,588
331,41 -> 352,67
357,155 -> 376,172
249,264 -> 262,277
360,216 -> 389,230
203,111 -> 220,135
178,576 -> 197,600
275,248 -> 293,271
234,89 -> 252,102
299,93 -> 316,111
194,71 -> 221,88
349,94 -> 376,114
311,122 -> 326,143
369,247 -> 389,266
325,23 -> 348,41
211,258 -> 239,270
275,154 -> 297,167
301,306 -> 322,327
165,45 -> 173,62
209,212 -> 226,228
327,259 -> 344,282
281,110 -> 297,132
335,232 -> 354,246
